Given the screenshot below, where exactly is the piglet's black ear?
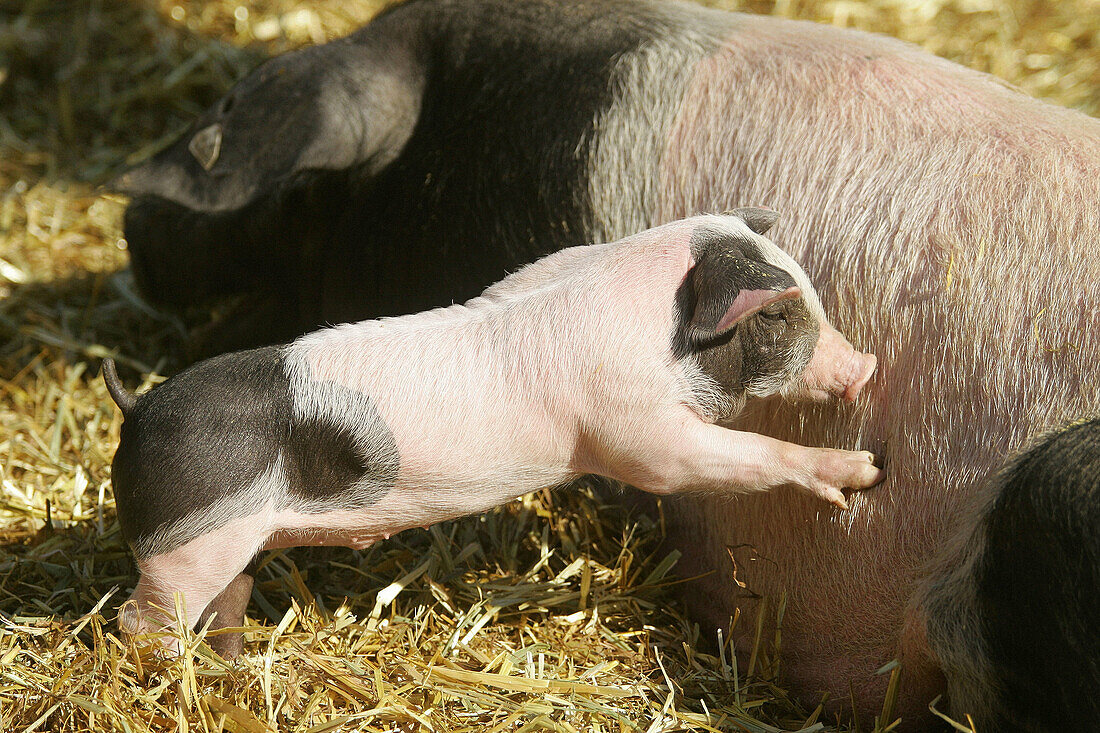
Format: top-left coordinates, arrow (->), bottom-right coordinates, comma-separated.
686,253 -> 798,341
723,207 -> 780,235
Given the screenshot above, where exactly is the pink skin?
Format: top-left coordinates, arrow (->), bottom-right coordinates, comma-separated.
641,13 -> 1100,730
120,511 -> 271,653
291,219 -> 880,510
119,215 -> 883,649
715,286 -> 798,332
801,323 -> 878,403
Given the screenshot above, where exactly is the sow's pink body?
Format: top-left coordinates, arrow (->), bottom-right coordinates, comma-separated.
105,212 -> 881,657
631,12 -> 1100,729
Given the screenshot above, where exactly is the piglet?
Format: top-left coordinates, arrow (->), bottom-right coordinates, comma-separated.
104,210 -> 883,656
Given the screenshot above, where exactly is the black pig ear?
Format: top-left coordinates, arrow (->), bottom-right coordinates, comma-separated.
107,35 -> 425,212
723,207 -> 780,235
685,253 -> 799,341
188,124 -> 223,171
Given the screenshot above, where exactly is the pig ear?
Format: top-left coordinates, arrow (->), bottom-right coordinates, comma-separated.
188,123 -> 223,171
713,286 -> 801,333
723,207 -> 780,235
686,255 -> 799,340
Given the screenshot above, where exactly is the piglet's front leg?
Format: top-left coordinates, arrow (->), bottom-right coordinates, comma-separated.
640,420 -> 884,509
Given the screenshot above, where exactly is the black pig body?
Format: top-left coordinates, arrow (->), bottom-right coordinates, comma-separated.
920,418 -> 1100,732
118,0 -> 712,349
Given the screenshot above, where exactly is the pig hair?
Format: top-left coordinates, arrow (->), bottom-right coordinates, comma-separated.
676,358 -> 739,422
648,9 -> 1100,722
912,466 -> 1002,727
585,7 -> 722,244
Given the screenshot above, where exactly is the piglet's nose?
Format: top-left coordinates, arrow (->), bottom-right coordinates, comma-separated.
802,323 -> 877,402
842,352 -> 877,402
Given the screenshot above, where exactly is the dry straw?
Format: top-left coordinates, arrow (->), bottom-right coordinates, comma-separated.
0,0 -> 1095,730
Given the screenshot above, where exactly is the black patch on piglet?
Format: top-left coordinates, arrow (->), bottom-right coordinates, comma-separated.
735,294 -> 818,399
681,226 -> 796,345
974,417 -> 1100,731
110,345 -> 399,558
111,347 -> 293,557
283,378 -> 399,511
286,418 -> 371,500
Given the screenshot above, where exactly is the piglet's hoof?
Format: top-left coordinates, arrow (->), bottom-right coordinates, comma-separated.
806,449 -> 886,509
117,600 -> 184,658
195,569 -> 256,660
204,629 -> 245,659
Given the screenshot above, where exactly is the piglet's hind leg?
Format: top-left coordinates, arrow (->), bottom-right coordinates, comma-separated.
120,524 -> 267,654
197,556 -> 260,658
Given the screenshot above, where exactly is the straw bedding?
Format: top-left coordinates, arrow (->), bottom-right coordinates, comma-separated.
0,0 -> 1094,730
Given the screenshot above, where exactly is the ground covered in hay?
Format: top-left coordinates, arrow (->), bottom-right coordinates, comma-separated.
0,0 -> 1095,730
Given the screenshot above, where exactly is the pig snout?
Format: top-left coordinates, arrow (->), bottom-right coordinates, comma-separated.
801,324 -> 877,402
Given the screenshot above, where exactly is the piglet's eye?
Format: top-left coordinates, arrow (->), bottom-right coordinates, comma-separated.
759,309 -> 786,322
